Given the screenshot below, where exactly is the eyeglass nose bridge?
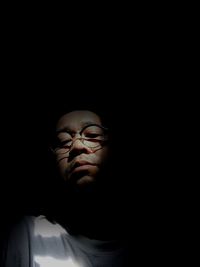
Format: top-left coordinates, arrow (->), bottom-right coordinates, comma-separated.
68,136 -> 91,152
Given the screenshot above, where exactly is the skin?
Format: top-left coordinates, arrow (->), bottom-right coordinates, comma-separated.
55,110 -> 110,187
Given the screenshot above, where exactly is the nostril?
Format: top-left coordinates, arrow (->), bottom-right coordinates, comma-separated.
68,145 -> 90,160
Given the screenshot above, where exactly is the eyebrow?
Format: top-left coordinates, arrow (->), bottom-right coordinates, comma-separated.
56,121 -> 101,135
56,127 -> 73,135
81,121 -> 101,128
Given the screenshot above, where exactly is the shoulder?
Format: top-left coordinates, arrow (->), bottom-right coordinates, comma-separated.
33,215 -> 67,237
10,215 -> 67,237
1,216 -> 34,267
1,215 -> 69,266
5,215 -> 67,244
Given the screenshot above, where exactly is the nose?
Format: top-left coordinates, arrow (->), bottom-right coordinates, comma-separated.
68,138 -> 92,158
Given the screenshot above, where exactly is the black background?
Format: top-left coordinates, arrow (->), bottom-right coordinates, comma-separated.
0,13 -> 193,264
0,81 -> 183,263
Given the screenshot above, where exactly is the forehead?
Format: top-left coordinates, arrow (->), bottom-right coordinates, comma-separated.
56,110 -> 102,131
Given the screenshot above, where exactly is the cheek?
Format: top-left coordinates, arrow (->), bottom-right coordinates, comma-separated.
96,147 -> 110,164
57,158 -> 70,178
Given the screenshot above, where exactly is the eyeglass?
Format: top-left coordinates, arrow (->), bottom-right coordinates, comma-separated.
51,124 -> 108,156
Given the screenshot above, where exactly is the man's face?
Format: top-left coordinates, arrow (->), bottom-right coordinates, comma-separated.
54,110 -> 110,187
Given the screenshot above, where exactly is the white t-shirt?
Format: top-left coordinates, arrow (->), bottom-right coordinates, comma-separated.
3,216 -> 127,267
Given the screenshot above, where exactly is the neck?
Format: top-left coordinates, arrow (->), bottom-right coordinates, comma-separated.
53,187 -> 124,240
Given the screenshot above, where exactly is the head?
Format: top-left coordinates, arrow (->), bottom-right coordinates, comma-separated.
51,110 -> 111,189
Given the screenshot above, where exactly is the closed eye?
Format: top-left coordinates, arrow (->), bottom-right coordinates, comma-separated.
58,140 -> 72,148
84,133 -> 103,139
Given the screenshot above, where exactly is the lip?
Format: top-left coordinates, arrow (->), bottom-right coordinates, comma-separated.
70,161 -> 95,173
71,164 -> 95,173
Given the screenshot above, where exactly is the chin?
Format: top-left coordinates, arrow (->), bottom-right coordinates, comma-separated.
65,170 -> 97,188
76,175 -> 96,186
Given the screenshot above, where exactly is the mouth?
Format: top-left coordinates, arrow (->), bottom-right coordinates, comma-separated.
70,161 -> 96,174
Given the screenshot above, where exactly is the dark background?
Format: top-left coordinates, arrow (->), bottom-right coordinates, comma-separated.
0,86 -> 183,263
0,13 -> 193,263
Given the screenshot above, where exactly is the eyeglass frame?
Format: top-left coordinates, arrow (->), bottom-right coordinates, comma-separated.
50,123 -> 109,157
